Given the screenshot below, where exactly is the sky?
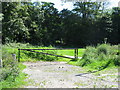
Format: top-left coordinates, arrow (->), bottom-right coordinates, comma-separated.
32,0 -> 120,11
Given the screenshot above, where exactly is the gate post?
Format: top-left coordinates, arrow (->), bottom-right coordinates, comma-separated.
18,49 -> 20,62
76,48 -> 78,59
75,48 -> 78,59
74,49 -> 76,59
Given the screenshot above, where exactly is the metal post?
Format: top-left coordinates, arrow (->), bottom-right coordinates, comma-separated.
18,49 -> 20,62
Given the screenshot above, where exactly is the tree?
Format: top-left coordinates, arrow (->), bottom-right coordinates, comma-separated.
60,9 -> 82,47
2,2 -> 119,46
22,2 -> 44,45
109,7 -> 120,44
71,2 -> 103,46
41,2 -> 61,46
2,2 -> 29,43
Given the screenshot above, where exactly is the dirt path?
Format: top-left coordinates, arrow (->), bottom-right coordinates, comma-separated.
22,61 -> 118,88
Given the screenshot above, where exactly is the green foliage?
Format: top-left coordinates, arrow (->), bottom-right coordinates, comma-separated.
113,55 -> 120,66
0,43 -> 31,88
1,45 -> 20,82
0,70 -> 27,89
0,55 -> 27,89
77,44 -> 119,70
2,2 -> 119,47
0,68 -> 10,81
97,44 -> 109,55
21,50 -> 58,61
57,49 -> 85,57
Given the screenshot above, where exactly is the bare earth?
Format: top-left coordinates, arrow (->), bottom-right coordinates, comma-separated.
22,61 -> 118,88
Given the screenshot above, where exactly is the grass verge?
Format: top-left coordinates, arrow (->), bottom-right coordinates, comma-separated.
0,63 -> 27,89
76,44 -> 119,71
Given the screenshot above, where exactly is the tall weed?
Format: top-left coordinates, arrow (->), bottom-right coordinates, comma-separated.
77,44 -> 119,70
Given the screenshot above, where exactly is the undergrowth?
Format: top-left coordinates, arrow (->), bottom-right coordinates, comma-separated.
0,63 -> 27,89
77,44 -> 119,71
1,43 -> 28,89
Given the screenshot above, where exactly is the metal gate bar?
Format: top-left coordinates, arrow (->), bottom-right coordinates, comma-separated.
18,48 -> 78,62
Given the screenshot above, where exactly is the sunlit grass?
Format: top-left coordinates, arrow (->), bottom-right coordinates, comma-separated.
0,63 -> 27,89
57,49 -> 85,57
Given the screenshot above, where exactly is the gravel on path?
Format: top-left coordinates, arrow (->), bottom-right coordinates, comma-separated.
22,61 -> 118,88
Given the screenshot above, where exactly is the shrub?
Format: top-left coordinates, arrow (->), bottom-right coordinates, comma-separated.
97,44 -> 109,55
112,55 -> 120,66
0,68 -> 10,81
83,46 -> 97,59
77,44 -> 119,70
1,45 -> 20,82
77,46 -> 97,67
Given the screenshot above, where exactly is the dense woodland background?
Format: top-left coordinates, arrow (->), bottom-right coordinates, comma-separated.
1,2 -> 120,47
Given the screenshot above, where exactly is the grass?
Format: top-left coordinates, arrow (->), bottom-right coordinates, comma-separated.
0,63 -> 27,89
1,43 -> 119,88
76,44 -> 119,71
57,49 -> 85,57
63,44 -> 119,74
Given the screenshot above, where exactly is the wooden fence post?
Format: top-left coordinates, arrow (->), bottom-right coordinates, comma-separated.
12,54 -> 16,61
18,49 -> 20,62
74,49 -> 76,59
76,48 -> 78,59
75,48 -> 78,59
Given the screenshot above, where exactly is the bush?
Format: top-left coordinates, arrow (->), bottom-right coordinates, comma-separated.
1,43 -> 29,88
97,44 -> 109,55
77,46 -> 97,67
1,44 -> 20,82
0,63 -> 27,88
112,55 -> 120,66
77,44 -> 119,70
0,68 -> 10,81
82,46 -> 97,60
